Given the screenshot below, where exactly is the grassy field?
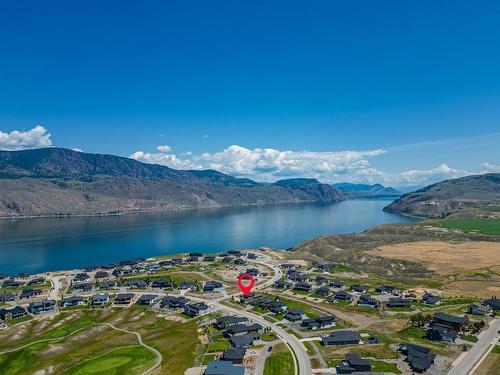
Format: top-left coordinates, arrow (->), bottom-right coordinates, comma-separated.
263,343 -> 295,375
475,346 -> 500,375
371,360 -> 401,374
439,219 -> 500,236
60,345 -> 157,375
0,307 -> 200,375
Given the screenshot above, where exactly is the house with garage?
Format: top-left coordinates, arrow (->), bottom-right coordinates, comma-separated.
161,296 -> 190,309
399,343 -> 436,373
293,282 -> 312,292
321,330 -> 362,346
358,294 -> 380,308
469,303 -> 492,316
333,290 -> 354,302
336,353 -> 372,374
73,273 -> 91,283
422,293 -> 442,305
204,280 -> 223,292
91,293 -> 110,306
150,278 -> 173,289
204,360 -> 245,375
284,308 -> 307,322
0,306 -> 27,320
215,316 -> 248,329
61,296 -> 85,308
137,294 -> 159,306
114,293 -> 135,305
126,279 -> 147,289
184,302 -> 209,317
224,323 -> 263,337
387,298 -> 411,309
301,316 -> 336,330
0,293 -> 16,302
28,299 -> 56,314
229,332 -> 260,349
221,348 -> 246,364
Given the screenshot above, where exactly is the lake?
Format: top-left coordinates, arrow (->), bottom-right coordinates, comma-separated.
0,200 -> 416,275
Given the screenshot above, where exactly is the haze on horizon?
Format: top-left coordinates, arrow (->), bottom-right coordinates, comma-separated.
1,1 -> 499,187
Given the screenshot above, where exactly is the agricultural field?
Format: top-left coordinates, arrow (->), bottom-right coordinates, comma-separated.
438,219 -> 500,236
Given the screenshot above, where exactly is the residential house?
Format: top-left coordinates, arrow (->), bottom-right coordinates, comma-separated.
203,256 -> 216,262
387,298 -> 411,309
225,323 -> 263,337
351,285 -> 368,293
267,301 -> 287,314
432,312 -> 468,331
97,280 -> 117,290
293,282 -> 312,292
91,293 -> 110,306
245,268 -> 259,276
469,303 -> 492,316
427,324 -> 458,342
301,316 -> 336,330
321,330 -> 362,346
150,278 -> 173,289
137,294 -> 159,306
376,285 -> 400,295
221,348 -> 246,364
330,280 -> 345,289
0,306 -> 27,320
28,300 -> 56,314
115,293 -> 135,305
204,360 -> 245,375
214,316 -> 248,329
334,291 -> 354,301
284,308 -> 307,322
126,279 -> 147,289
73,273 -> 91,283
161,296 -> 190,309
315,276 -> 328,285
399,343 -> 435,373
71,283 -> 93,292
178,280 -> 197,291
314,287 -> 331,297
358,294 -> 380,308
27,277 -> 46,286
336,353 -> 371,374
274,280 -> 291,289
61,296 -> 85,307
204,281 -> 223,292
2,279 -> 22,288
229,332 -> 260,349
422,293 -> 442,305
19,288 -> 43,299
95,271 -> 109,278
0,293 -> 16,302
184,302 -> 209,317
483,298 -> 500,311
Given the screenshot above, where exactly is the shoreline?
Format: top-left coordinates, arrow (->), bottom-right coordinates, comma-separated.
0,197 -> 400,221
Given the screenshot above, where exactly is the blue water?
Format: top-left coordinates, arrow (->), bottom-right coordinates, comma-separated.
0,200 -> 416,275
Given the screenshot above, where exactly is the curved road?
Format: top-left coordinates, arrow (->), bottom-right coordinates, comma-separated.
448,318 -> 500,375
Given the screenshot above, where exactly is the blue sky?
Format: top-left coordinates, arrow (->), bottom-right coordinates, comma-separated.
1,1 -> 499,186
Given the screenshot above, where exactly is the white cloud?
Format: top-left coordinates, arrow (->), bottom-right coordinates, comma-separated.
0,125 -> 52,151
72,148 -> 83,152
481,162 -> 500,173
156,145 -> 172,152
129,143 -> 493,186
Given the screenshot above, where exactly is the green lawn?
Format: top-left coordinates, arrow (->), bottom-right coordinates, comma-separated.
371,360 -> 401,374
60,345 -> 157,375
463,335 -> 479,343
439,219 -> 500,236
264,349 -> 295,375
202,354 -> 216,365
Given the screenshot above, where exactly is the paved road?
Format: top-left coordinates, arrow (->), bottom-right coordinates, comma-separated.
448,318 -> 500,375
211,301 -> 312,375
254,339 -> 279,375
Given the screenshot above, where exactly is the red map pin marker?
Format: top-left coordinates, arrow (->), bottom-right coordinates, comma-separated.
237,273 -> 255,296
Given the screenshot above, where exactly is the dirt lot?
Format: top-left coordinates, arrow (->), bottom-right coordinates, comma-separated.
369,241 -> 500,275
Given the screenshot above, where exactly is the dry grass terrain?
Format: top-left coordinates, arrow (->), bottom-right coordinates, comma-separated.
370,241 -> 500,275
369,240 -> 500,298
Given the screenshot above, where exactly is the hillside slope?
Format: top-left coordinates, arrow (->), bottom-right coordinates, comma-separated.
333,182 -> 401,198
383,173 -> 500,218
0,148 -> 345,217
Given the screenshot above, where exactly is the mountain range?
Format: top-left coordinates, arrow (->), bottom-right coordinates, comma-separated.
332,183 -> 401,199
0,148 -> 344,217
384,173 -> 500,218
